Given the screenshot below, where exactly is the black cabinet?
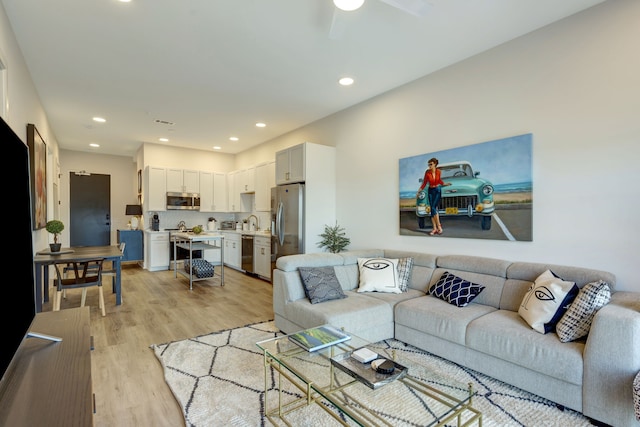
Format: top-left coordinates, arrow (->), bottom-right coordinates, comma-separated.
117,229 -> 143,262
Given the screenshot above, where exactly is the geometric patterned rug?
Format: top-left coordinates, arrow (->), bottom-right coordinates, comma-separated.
151,320 -> 593,426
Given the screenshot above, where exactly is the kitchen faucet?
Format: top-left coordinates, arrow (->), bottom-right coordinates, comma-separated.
246,215 -> 259,231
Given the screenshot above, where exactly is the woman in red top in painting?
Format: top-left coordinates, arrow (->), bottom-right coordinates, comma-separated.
418,158 -> 451,235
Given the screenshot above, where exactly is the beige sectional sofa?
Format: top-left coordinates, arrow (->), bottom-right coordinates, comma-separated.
272,249 -> 640,427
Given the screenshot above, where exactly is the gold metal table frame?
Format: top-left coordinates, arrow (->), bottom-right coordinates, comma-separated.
257,328 -> 482,427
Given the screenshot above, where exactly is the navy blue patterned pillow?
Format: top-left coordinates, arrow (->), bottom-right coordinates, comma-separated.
298,267 -> 347,304
429,271 -> 485,307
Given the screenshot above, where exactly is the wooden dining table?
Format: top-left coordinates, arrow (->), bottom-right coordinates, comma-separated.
34,245 -> 124,313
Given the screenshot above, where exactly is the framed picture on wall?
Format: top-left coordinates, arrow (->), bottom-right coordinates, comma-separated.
137,169 -> 142,194
398,133 -> 533,241
27,123 -> 47,230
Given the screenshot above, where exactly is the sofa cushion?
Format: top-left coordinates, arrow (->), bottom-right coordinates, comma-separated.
429,271 -> 485,307
556,280 -> 611,343
356,258 -> 401,294
518,269 -> 579,334
298,266 -> 347,304
394,295 -> 496,346
397,257 -> 414,292
466,310 -> 585,385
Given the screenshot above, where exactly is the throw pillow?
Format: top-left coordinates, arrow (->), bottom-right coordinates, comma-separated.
298,267 -> 347,304
356,258 -> 401,294
518,269 -> 580,334
556,280 -> 611,343
428,271 -> 485,307
397,257 -> 414,292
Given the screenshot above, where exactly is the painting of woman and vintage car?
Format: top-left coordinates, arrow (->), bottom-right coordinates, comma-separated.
399,133 -> 532,241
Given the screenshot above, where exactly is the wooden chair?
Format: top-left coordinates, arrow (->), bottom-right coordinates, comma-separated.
103,242 -> 126,292
53,258 -> 106,316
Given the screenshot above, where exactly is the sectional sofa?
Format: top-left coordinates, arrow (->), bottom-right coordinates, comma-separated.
272,249 -> 640,427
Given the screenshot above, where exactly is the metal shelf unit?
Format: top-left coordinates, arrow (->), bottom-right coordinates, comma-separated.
172,233 -> 224,290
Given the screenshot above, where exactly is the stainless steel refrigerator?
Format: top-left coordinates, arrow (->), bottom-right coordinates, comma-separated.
271,183 -> 305,263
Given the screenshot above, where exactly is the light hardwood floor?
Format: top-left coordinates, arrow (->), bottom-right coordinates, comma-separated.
41,262 -> 274,427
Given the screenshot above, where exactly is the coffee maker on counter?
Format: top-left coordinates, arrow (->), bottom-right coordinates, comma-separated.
151,213 -> 160,231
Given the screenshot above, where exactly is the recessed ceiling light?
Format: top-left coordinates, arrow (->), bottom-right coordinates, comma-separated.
89,143 -> 100,148
229,137 -> 239,141
93,117 -> 106,123
333,0 -> 365,12
159,138 -> 169,142
256,122 -> 266,128
213,146 -> 221,150
339,77 -> 354,86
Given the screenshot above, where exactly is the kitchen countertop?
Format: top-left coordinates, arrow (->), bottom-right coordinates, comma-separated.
144,228 -> 271,236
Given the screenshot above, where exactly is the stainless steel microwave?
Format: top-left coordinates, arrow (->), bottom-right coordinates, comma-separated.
166,192 -> 200,210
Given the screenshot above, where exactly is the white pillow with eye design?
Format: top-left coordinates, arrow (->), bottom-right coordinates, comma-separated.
356,258 -> 401,294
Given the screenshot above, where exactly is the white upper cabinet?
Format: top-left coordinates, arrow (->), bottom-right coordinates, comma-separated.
212,172 -> 228,212
167,168 -> 199,193
145,166 -> 166,212
275,143 -> 305,185
199,171 -> 214,212
238,166 -> 256,193
255,161 -> 275,212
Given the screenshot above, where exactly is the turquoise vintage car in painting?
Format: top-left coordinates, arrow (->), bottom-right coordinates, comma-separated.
416,161 -> 495,230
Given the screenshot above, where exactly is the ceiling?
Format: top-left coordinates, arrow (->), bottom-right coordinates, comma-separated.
2,0 -> 605,157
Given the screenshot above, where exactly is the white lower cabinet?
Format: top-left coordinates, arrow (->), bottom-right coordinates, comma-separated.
254,235 -> 271,280
222,232 -> 241,270
145,231 -> 170,271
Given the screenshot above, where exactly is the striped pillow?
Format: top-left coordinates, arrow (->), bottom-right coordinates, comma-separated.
397,257 -> 414,292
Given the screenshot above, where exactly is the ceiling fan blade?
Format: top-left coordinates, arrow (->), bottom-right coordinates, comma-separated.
378,0 -> 431,17
329,7 -> 348,40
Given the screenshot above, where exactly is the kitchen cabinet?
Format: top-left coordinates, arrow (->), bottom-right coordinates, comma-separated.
117,229 -> 143,262
227,171 -> 250,212
167,168 -> 199,193
212,172 -> 227,212
221,232 -> 241,270
145,166 -> 166,212
199,171 -> 214,212
145,231 -> 170,271
200,171 -> 227,212
254,161 -> 275,212
275,143 -> 305,185
238,166 -> 255,193
254,235 -> 271,281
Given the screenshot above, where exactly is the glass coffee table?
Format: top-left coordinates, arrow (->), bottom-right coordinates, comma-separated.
256,326 -> 482,426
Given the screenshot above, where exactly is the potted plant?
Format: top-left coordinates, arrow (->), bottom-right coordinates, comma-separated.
317,221 -> 350,253
45,219 -> 64,252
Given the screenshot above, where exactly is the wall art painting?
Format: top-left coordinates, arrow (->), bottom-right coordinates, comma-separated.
399,133 -> 532,241
27,123 -> 47,229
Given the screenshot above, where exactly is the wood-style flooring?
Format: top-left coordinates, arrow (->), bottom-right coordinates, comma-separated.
41,262 -> 274,427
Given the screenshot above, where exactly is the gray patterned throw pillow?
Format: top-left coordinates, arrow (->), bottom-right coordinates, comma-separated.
397,257 -> 414,292
298,267 -> 347,304
556,280 -> 611,343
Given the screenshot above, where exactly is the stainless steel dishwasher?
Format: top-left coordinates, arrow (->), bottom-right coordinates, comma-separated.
241,234 -> 254,273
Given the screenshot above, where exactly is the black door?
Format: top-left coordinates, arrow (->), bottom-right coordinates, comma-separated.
70,172 -> 110,246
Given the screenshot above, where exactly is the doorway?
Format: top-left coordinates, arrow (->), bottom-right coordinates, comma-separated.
70,172 -> 111,246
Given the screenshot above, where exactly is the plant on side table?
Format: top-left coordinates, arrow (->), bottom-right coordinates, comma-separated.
317,221 -> 351,253
45,219 -> 65,252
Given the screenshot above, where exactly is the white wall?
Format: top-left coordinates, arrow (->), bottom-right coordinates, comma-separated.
242,0 -> 640,292
0,1 -> 60,253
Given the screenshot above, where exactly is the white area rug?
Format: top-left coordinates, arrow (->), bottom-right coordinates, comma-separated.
151,320 -> 592,426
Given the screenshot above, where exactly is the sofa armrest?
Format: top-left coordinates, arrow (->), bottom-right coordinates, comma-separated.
583,292 -> 640,426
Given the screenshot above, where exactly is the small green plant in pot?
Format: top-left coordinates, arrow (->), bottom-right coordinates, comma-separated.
317,222 -> 350,253
45,219 -> 64,252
